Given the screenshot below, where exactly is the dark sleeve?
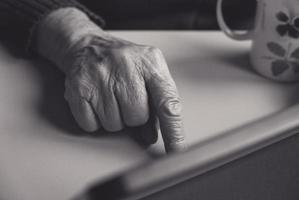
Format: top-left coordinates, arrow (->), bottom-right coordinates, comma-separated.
0,0 -> 105,54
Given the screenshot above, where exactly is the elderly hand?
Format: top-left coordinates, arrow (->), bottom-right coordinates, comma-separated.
36,8 -> 185,152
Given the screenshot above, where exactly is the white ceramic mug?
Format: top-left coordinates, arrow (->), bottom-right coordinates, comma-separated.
217,0 -> 299,82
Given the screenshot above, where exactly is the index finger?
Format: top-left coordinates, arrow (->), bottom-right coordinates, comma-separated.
146,62 -> 186,153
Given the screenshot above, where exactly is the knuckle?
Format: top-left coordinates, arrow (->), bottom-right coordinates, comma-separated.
148,46 -> 163,56
118,46 -> 132,58
68,76 -> 94,101
144,47 -> 168,73
78,83 -> 93,101
159,97 -> 182,118
154,48 -> 163,56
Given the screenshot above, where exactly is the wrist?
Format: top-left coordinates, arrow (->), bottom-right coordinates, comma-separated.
36,8 -> 106,73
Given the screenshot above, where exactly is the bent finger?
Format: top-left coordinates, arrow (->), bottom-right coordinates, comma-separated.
92,85 -> 124,132
115,75 -> 149,127
65,91 -> 100,132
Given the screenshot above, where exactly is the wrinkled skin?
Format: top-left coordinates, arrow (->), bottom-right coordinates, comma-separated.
64,35 -> 185,152
37,8 -> 185,152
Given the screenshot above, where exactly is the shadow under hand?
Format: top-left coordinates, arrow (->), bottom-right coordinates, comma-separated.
33,59 -> 88,136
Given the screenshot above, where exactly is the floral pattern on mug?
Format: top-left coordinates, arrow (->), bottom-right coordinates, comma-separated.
276,11 -> 299,39
264,42 -> 299,76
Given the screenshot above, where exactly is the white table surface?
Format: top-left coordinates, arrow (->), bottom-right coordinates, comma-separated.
1,31 -> 299,200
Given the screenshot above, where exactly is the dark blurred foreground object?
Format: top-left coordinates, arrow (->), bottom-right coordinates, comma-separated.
81,0 -> 256,30
80,104 -> 299,200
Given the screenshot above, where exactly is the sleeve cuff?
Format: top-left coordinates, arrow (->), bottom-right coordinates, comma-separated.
1,0 -> 105,54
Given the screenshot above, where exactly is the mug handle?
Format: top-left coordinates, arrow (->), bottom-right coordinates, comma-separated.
217,0 -> 253,41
